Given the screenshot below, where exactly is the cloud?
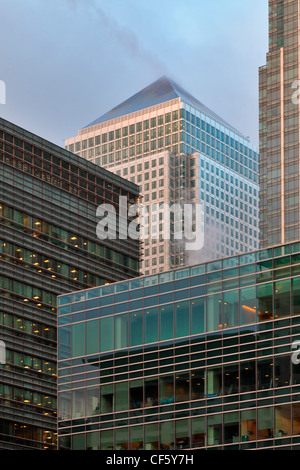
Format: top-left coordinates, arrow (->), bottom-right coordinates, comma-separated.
65,0 -> 166,73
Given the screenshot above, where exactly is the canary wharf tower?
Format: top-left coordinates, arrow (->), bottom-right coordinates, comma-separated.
66,77 -> 259,274
259,0 -> 300,247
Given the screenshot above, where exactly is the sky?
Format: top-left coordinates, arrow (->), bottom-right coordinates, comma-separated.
0,0 -> 268,149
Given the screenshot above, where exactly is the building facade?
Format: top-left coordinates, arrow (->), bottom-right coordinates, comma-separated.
0,118 -> 140,449
58,241 -> 300,450
259,0 -> 300,247
66,77 -> 259,274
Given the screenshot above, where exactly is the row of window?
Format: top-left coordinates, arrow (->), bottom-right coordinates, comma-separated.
60,354 -> 300,418
3,349 -> 56,377
60,403 -> 300,450
0,202 -> 139,275
72,108 -> 256,162
0,239 -> 104,287
0,384 -> 56,411
58,277 -> 300,357
0,311 -> 55,342
0,418 -> 56,449
0,130 -> 136,203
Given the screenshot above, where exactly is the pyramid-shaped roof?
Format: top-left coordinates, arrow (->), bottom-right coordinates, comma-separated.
83,76 -> 241,135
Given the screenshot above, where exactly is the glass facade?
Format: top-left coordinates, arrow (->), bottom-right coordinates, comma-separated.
259,0 -> 300,247
66,77 -> 259,272
0,118 -> 140,449
58,240 -> 300,450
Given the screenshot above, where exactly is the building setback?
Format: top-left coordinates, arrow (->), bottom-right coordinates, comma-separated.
259,0 -> 300,247
0,118 -> 140,449
58,241 -> 300,450
65,77 -> 259,274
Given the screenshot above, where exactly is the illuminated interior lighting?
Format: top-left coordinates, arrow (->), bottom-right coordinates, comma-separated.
241,305 -> 256,313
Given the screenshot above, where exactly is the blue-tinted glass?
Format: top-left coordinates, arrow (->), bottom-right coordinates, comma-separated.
58,315 -> 71,326
114,281 -> 129,293
239,274 -> 256,287
274,256 -> 290,269
240,286 -> 257,325
174,289 -> 190,301
175,268 -> 189,280
129,278 -> 143,290
86,319 -> 99,355
159,282 -> 174,293
175,300 -> 189,338
86,287 -> 100,299
86,308 -> 100,320
58,304 -> 71,315
206,294 -> 222,332
115,314 -> 128,350
99,284 -> 113,296
144,285 -> 158,297
256,248 -> 273,261
159,292 -> 174,305
223,268 -> 239,280
160,304 -> 174,341
58,325 -> 71,360
58,294 -> 71,306
72,292 -> 86,302
174,278 -> 189,290
206,281 -> 222,294
144,275 -> 158,286
129,311 -> 143,347
86,298 -> 100,310
72,311 -> 85,322
207,260 -> 222,272
239,252 -> 256,265
144,296 -> 158,308
190,275 -> 205,287
207,271 -> 222,283
190,286 -> 205,298
129,299 -> 143,311
72,323 -> 85,357
100,295 -> 114,306
292,242 -> 300,254
191,298 -> 205,335
274,245 -> 290,257
145,307 -> 158,343
274,279 -> 290,318
257,283 -> 273,322
240,264 -> 255,276
100,317 -> 113,352
159,271 -> 174,283
115,292 -> 129,304
72,301 -> 85,312
129,288 -> 143,300
115,301 -> 128,314
223,290 -> 239,328
100,305 -> 114,317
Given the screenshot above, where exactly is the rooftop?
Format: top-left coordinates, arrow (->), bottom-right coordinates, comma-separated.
83,76 -> 243,135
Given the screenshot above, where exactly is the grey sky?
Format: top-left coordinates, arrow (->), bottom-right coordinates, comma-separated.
0,0 -> 268,148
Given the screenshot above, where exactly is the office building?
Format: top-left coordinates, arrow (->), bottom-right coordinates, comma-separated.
0,117 -> 140,449
57,240 -> 300,450
259,0 -> 300,247
66,77 -> 259,274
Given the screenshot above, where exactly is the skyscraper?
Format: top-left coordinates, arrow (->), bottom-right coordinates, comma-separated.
259,0 -> 300,247
66,77 -> 259,274
0,117 -> 140,449
58,240 -> 300,450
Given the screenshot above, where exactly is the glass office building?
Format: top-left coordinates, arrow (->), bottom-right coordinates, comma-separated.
259,0 -> 300,247
0,118 -> 140,449
58,240 -> 300,450
66,77 -> 259,273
